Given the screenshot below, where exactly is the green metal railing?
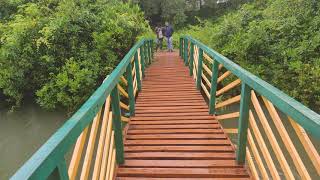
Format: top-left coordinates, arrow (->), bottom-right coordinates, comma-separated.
11,38 -> 154,180
180,35 -> 320,179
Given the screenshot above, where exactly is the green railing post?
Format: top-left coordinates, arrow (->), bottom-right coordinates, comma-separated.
140,45 -> 145,78
209,60 -> 220,114
236,83 -> 251,164
196,48 -> 203,89
179,38 -> 182,57
148,40 -> 152,64
110,87 -> 125,164
150,39 -> 154,59
134,52 -> 142,91
189,42 -> 194,76
126,62 -> 135,116
49,158 -> 69,180
183,38 -> 188,66
144,42 -> 149,65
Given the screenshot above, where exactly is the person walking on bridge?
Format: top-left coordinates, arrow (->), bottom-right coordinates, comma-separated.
155,25 -> 164,51
164,22 -> 174,52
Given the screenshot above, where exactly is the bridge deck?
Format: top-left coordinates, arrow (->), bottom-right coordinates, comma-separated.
116,52 -> 250,179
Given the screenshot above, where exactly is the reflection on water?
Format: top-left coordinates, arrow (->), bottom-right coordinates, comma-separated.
0,102 -> 66,179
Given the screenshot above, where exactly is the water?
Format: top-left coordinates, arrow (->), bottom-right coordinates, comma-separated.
0,102 -> 66,179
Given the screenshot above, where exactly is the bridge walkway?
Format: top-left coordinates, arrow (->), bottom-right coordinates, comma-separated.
116,52 -> 250,179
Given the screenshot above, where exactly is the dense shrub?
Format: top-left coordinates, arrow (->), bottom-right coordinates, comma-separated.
174,0 -> 320,112
0,0 -> 149,112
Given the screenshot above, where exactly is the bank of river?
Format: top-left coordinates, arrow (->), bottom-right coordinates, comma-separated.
0,103 -> 66,179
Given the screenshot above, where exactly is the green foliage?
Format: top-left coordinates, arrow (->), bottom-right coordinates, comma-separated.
176,0 -> 320,112
134,0 -> 250,27
0,0 -> 149,111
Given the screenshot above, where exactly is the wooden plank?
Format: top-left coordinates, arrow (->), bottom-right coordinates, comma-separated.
262,97 -> 311,178
216,112 -> 239,120
130,124 -> 221,129
92,96 -> 111,180
224,129 -> 238,134
217,71 -> 231,83
216,95 -> 241,109
130,120 -> 218,125
118,84 -> 129,98
247,130 -> 269,179
202,63 -> 212,77
202,73 -> 211,87
121,116 -> 130,122
289,116 -> 320,175
108,149 -> 116,180
248,111 -> 280,180
201,82 -> 210,98
120,101 -> 129,111
127,129 -> 224,134
125,134 -> 226,140
68,126 -> 89,180
251,92 -> 296,179
122,160 -> 240,168
203,52 -> 213,64
216,79 -> 241,97
117,178 -> 249,180
117,168 -> 248,178
125,139 -> 230,146
131,115 -> 215,121
99,113 -> 113,180
80,109 -> 102,180
103,131 -> 114,180
124,152 -> 235,160
120,76 -> 128,86
124,146 -> 233,152
245,148 -> 259,180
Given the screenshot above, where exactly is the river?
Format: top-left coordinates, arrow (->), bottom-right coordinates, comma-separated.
0,102 -> 66,179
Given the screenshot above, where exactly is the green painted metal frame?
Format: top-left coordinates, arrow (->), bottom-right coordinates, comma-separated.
11,38 -> 153,180
196,48 -> 203,90
181,35 -> 320,138
236,83 -> 251,164
189,42 -> 194,76
180,36 -> 320,165
209,60 -> 220,115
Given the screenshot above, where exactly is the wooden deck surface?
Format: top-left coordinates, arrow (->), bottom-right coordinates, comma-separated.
116,52 -> 250,179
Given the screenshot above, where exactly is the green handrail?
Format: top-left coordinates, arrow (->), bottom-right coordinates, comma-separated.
11,38 -> 153,180
180,35 -> 320,163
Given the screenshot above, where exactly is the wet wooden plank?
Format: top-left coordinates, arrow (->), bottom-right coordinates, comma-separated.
116,52 -> 249,179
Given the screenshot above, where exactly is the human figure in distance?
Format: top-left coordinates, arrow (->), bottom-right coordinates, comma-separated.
164,22 -> 174,52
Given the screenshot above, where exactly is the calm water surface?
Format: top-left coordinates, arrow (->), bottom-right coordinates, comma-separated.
0,103 -> 66,179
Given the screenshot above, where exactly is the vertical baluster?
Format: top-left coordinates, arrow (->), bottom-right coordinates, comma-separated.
126,62 -> 135,116
144,41 -> 149,65
150,39 -> 154,59
134,52 -> 142,91
140,47 -> 145,78
179,38 -> 182,57
209,60 -> 220,115
196,48 -> 203,90
184,38 -> 188,66
110,87 -> 124,164
236,83 -> 251,164
189,42 -> 194,76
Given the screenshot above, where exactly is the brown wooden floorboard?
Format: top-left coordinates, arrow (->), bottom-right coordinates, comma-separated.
116,52 -> 249,179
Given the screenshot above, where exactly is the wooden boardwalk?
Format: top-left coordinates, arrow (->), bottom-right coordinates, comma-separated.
116,52 -> 250,179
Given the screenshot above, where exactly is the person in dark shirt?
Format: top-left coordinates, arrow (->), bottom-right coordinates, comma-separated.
164,22 -> 174,52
